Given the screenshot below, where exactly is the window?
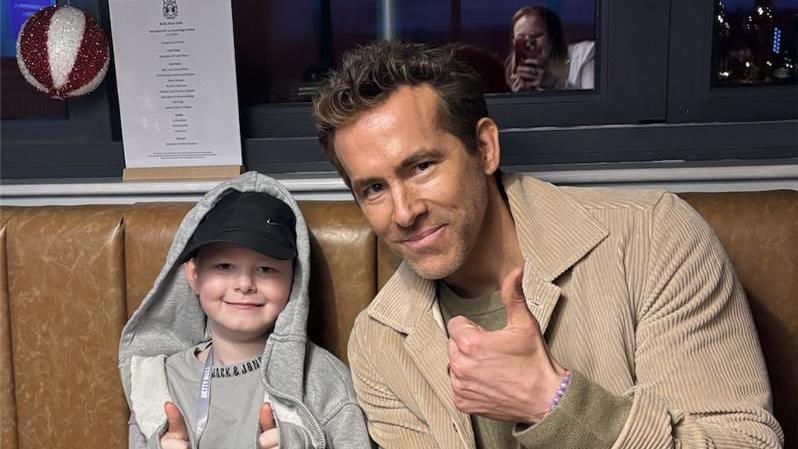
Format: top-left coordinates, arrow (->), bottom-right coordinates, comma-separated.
1,0 -> 123,179
1,0 -> 66,120
1,0 -> 795,180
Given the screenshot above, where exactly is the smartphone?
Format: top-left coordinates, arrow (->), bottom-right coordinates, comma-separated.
513,36 -> 527,73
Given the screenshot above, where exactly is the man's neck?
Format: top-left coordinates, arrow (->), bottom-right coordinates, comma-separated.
444,180 -> 523,298
199,330 -> 267,366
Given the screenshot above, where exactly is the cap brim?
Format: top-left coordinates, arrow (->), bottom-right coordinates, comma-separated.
177,229 -> 296,264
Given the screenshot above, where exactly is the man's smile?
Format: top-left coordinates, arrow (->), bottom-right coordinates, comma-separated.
399,225 -> 445,250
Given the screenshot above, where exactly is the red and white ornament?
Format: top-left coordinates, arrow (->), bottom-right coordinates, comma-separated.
16,5 -> 110,100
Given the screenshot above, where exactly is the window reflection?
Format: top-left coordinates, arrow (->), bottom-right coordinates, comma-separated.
232,1 -> 598,104
713,0 -> 798,86
504,6 -> 595,92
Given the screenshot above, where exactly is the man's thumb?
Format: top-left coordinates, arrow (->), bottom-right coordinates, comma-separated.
259,402 -> 276,430
500,266 -> 532,327
164,401 -> 189,440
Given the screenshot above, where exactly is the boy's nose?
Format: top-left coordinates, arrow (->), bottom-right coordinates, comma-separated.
235,273 -> 256,293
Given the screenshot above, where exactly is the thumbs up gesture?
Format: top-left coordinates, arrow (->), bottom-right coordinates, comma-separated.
160,402 -> 190,449
258,402 -> 280,449
446,267 -> 567,424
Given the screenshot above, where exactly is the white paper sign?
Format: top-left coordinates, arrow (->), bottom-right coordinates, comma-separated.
109,0 -> 242,168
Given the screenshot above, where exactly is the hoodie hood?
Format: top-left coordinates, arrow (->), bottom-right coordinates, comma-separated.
118,171 -> 312,404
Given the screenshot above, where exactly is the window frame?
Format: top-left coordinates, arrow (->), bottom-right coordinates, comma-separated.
666,0 -> 798,123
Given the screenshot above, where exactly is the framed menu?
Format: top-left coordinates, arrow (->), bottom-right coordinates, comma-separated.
109,0 -> 242,178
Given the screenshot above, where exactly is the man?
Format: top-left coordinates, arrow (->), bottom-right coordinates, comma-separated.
311,41 -> 782,448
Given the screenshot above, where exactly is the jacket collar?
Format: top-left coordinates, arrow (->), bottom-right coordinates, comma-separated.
502,172 -> 607,283
504,173 -> 608,332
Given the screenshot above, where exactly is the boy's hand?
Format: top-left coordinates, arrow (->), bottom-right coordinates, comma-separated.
258,402 -> 279,449
160,401 -> 190,449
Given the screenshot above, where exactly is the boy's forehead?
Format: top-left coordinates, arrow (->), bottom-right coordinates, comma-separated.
194,242 -> 286,261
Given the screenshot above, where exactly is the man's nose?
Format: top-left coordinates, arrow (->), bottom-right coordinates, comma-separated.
392,185 -> 426,228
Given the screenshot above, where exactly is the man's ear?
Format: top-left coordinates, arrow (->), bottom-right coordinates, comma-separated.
184,259 -> 199,294
475,117 -> 500,176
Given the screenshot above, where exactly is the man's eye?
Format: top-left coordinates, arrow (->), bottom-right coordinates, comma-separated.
363,183 -> 384,198
416,161 -> 432,172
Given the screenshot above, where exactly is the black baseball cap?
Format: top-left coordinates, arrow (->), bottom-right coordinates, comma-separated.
177,190 -> 297,263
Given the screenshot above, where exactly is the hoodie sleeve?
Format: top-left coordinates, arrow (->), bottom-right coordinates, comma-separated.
274,421 -> 314,447
129,414 -> 164,449
323,403 -> 373,448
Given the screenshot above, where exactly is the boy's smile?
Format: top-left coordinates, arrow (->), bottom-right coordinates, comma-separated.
185,242 -> 294,343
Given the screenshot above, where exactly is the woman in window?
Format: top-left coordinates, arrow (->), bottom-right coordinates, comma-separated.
505,5 -> 595,92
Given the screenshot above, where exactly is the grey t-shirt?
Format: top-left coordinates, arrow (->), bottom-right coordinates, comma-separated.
165,342 -> 265,449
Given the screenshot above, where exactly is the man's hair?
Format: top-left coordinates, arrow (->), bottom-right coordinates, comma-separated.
312,41 -> 489,186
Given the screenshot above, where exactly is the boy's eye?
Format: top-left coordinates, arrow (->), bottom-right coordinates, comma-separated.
215,263 -> 232,271
257,266 -> 276,273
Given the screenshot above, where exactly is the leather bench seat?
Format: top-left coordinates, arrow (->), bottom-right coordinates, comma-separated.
0,190 -> 795,448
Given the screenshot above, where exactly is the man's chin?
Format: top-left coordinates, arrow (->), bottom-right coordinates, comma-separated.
403,254 -> 459,281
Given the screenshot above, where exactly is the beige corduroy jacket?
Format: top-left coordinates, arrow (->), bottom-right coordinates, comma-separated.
347,173 -> 783,449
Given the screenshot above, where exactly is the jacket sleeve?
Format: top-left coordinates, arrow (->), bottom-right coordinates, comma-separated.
347,317 -> 441,449
616,192 -> 782,448
514,193 -> 783,449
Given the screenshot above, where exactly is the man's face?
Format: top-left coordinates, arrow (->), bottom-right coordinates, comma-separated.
334,85 -> 492,280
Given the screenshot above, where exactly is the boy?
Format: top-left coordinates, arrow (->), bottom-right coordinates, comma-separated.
119,172 -> 371,448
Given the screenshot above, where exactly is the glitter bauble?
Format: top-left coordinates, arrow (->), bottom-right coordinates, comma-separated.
16,5 -> 110,100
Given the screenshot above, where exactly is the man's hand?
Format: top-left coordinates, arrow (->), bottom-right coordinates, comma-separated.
258,402 -> 279,449
446,267 -> 567,424
160,401 -> 190,449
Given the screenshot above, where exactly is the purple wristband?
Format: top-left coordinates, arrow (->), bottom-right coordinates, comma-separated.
548,370 -> 572,412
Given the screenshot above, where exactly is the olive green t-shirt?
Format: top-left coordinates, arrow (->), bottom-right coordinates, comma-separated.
438,282 -> 518,449
437,282 -> 633,449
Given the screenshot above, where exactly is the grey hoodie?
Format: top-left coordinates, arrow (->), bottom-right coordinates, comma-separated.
119,172 -> 371,448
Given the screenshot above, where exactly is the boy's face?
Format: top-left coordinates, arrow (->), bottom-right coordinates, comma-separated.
184,242 -> 294,342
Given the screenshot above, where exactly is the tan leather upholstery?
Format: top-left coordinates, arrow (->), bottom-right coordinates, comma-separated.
0,191 -> 794,449
0,208 -> 18,449
4,206 -> 130,449
300,202 -> 377,363
124,202 -> 193,318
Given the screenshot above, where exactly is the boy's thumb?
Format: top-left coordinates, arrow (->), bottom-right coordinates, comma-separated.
260,402 -> 276,430
164,401 -> 189,440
